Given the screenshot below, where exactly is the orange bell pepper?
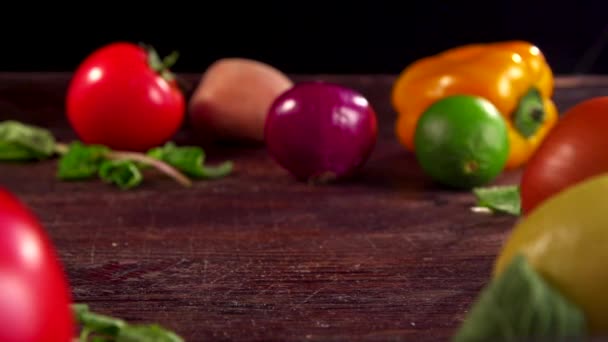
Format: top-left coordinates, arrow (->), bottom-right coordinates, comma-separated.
392,41 -> 558,169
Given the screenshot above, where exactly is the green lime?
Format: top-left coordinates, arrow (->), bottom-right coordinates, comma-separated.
414,95 -> 510,189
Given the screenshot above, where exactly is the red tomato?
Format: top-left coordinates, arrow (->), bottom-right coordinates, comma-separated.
66,42 -> 185,152
520,96 -> 608,215
0,188 -> 74,341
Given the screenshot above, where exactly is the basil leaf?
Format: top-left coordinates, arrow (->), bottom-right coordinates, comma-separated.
117,324 -> 184,342
472,185 -> 521,216
148,141 -> 233,179
0,141 -> 42,160
453,254 -> 586,342
72,304 -> 125,337
72,303 -> 184,342
57,141 -> 109,180
0,120 -> 56,160
99,160 -> 143,190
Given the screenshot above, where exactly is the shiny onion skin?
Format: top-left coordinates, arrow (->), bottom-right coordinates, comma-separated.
264,81 -> 378,182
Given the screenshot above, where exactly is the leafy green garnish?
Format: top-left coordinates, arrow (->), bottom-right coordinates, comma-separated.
0,120 -> 234,189
72,304 -> 184,342
0,120 -> 57,160
453,254 -> 587,342
472,185 -> 521,216
99,160 -> 143,190
57,141 -> 110,180
148,141 -> 233,179
117,325 -> 184,342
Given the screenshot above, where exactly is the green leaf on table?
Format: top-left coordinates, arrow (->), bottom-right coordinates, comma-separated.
0,120 -> 56,161
117,324 -> 185,342
72,304 -> 125,339
99,159 -> 143,190
472,185 -> 521,216
57,141 -> 109,180
148,141 -> 233,179
452,254 -> 587,342
72,303 -> 184,342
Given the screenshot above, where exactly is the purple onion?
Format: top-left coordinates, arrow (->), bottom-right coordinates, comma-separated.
264,81 -> 378,183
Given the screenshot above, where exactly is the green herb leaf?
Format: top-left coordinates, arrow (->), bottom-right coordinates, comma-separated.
72,304 -> 126,339
57,141 -> 109,180
117,324 -> 184,342
0,120 -> 56,161
472,185 -> 521,216
452,254 -> 587,342
148,141 -> 233,179
72,304 -> 184,342
99,160 -> 143,190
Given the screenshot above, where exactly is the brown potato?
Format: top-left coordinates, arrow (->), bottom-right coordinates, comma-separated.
188,58 -> 293,143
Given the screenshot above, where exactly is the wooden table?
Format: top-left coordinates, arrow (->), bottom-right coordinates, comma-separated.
0,73 -> 606,341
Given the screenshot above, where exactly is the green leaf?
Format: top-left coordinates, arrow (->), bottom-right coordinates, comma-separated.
452,254 -> 587,342
0,120 -> 56,161
57,141 -> 109,180
148,141 -> 233,179
99,160 -> 143,190
72,304 -> 125,337
71,303 -> 184,342
117,324 -> 184,342
472,185 -> 521,216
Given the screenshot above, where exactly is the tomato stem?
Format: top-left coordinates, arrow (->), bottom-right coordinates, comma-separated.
140,42 -> 180,83
162,50 -> 179,69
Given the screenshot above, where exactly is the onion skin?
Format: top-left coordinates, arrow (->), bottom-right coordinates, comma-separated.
264,81 -> 378,182
188,58 -> 293,143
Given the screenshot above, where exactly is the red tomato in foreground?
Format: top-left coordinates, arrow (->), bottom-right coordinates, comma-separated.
0,189 -> 74,342
520,96 -> 608,215
66,42 -> 185,151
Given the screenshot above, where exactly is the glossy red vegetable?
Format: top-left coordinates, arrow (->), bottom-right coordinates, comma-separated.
0,188 -> 74,342
520,96 -> 608,215
265,81 -> 378,182
66,42 -> 185,152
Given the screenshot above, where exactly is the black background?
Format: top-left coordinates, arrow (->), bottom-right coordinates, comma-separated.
3,1 -> 608,75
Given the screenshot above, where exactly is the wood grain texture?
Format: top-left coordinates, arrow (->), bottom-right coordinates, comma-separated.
0,73 -> 604,341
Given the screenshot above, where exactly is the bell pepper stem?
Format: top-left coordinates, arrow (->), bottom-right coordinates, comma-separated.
513,87 -> 545,138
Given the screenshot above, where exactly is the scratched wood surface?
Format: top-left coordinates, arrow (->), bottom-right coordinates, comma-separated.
0,73 -> 605,342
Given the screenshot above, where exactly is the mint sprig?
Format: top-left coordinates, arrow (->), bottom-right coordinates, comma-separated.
0,120 -> 57,160
453,254 -> 587,342
57,142 -> 110,180
0,120 -> 233,189
472,185 -> 521,216
99,160 -> 143,190
55,141 -> 192,189
72,304 -> 184,342
148,142 -> 233,179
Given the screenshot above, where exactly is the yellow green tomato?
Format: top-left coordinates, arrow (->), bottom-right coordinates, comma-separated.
495,173 -> 608,333
413,95 -> 510,189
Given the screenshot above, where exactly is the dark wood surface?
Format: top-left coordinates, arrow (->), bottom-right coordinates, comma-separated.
0,73 -> 605,342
